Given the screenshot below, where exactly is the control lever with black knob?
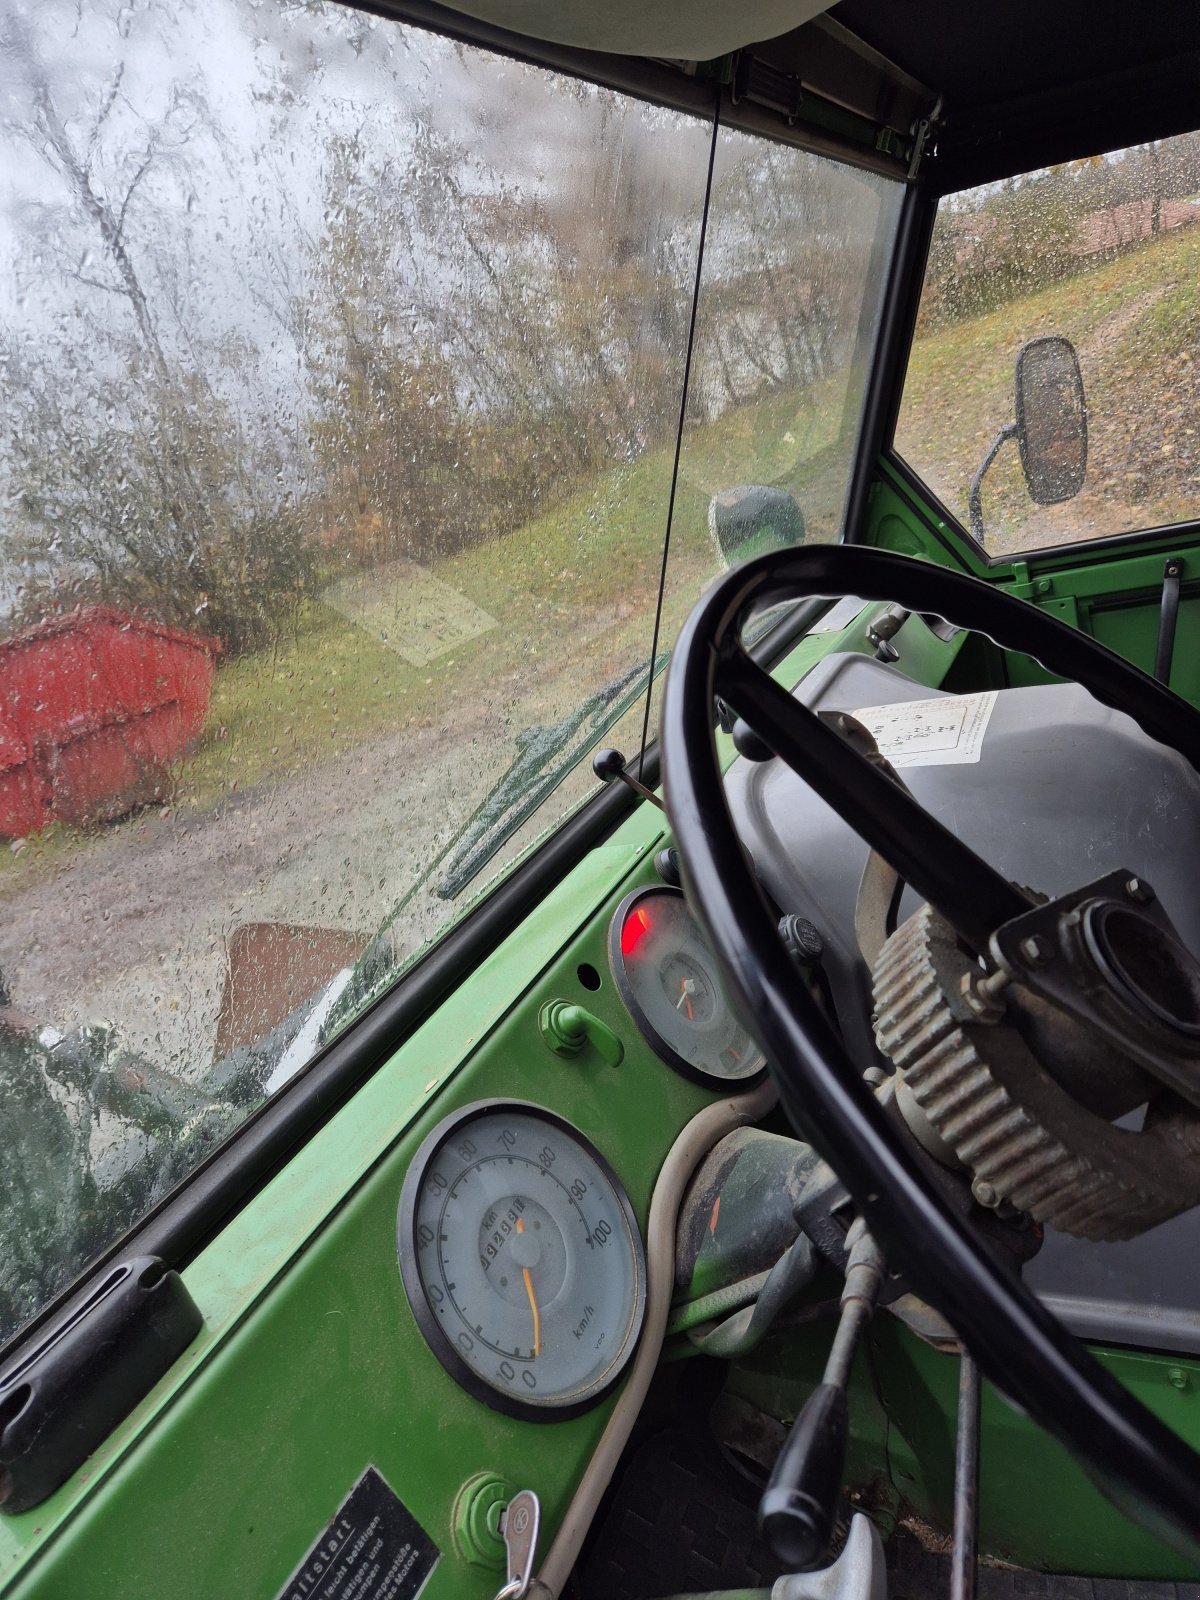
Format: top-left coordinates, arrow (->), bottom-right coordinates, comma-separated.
759,1219 -> 886,1569
591,748 -> 664,810
865,604 -> 910,662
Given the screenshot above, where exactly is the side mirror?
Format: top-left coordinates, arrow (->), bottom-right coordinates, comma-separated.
708,484 -> 805,568
968,335 -> 1088,543
1014,335 -> 1088,505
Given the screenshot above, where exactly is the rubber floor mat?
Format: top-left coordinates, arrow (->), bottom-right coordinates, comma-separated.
573,1424 -> 786,1599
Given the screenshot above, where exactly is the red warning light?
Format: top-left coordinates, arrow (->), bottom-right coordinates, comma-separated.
621,905 -> 653,958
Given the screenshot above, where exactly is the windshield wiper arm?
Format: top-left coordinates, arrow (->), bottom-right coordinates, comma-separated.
335,653 -> 669,1028
436,652 -> 668,900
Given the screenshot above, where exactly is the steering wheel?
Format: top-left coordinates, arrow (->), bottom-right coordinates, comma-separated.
660,543 -> 1200,1560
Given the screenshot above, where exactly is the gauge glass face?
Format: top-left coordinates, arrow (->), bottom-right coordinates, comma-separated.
400,1104 -> 645,1417
611,889 -> 765,1083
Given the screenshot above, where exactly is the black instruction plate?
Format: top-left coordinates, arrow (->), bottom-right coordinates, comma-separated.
274,1466 -> 439,1600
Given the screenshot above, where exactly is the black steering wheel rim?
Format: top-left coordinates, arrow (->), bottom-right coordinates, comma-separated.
661,542 -> 1200,1559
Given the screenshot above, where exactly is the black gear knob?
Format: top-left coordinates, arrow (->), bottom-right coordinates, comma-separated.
759,1382 -> 847,1569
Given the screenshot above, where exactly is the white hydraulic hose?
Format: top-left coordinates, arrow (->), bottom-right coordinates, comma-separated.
530,1077 -> 779,1599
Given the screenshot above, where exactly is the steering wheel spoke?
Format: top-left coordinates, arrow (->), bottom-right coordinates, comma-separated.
716,644 -> 1030,952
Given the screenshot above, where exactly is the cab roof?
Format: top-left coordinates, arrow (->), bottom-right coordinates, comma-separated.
832,0 -> 1200,189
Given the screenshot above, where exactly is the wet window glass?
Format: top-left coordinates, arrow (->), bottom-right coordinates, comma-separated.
0,0 -> 723,1341
896,131 -> 1200,556
649,130 -> 903,728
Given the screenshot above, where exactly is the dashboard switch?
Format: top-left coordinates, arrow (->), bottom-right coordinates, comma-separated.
539,1000 -> 624,1067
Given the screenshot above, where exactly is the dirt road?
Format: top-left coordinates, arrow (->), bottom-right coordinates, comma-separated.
0,708 -> 513,1076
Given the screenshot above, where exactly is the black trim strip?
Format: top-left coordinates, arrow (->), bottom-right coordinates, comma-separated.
1018,520 -> 1200,575
843,183 -> 937,545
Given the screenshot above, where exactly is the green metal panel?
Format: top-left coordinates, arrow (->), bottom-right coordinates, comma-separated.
727,1315 -> 1200,1580
871,1321 -> 1200,1579
0,615 -> 862,1597
0,841 -> 712,1599
867,459 -> 1200,707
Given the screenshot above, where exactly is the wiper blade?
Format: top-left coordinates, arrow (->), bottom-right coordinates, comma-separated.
436,652 -> 667,900
337,653 -> 667,1028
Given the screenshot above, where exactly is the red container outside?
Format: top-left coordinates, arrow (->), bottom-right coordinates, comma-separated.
0,608 -> 221,837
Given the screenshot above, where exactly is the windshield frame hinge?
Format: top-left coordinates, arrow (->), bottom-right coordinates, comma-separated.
907,94 -> 944,180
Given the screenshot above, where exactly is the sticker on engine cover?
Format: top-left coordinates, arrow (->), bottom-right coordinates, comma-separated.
848,690 -> 998,768
274,1466 -> 439,1600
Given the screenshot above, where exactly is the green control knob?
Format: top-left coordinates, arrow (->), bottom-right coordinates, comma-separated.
539,1000 -> 624,1067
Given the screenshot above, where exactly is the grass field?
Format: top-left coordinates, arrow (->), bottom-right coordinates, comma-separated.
0,380 -> 840,882
897,220 -> 1200,552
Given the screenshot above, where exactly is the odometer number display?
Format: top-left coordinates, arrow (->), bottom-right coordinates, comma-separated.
398,1102 -> 645,1420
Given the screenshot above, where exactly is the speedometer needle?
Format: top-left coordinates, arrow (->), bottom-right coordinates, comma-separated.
516,1218 -> 540,1357
677,978 -> 694,1020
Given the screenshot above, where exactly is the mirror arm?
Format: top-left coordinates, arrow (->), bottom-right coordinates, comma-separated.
967,421 -> 1018,543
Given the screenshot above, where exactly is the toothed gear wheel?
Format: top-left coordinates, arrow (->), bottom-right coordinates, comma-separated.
872,902 -> 1200,1242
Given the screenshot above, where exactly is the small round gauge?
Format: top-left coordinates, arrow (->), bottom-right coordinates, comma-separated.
398,1101 -> 646,1420
609,887 -> 767,1086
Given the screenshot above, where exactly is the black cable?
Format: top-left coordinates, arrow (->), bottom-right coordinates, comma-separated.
636,90 -> 721,780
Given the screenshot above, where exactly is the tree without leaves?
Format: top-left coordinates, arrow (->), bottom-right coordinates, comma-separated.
2,0 -> 318,654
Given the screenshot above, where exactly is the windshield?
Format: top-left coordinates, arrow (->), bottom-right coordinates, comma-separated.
0,0 -> 901,1344
896,130 -> 1200,555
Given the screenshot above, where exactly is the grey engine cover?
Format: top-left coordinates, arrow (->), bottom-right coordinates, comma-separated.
724,651 -> 1200,1350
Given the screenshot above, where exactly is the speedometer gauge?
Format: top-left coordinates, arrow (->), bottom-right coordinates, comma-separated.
398,1102 -> 645,1420
610,887 -> 767,1086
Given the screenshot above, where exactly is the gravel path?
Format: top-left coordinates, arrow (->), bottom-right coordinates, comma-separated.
0,707 -> 512,1076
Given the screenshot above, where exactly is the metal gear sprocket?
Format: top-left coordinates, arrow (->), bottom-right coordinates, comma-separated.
872,902 -> 1200,1242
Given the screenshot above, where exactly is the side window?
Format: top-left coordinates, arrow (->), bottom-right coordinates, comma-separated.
0,0 -> 720,1343
896,132 -> 1200,555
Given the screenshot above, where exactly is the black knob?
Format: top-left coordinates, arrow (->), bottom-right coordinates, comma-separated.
655,847 -> 683,887
759,1382 -> 847,1570
866,604 -> 910,644
779,914 -> 824,967
732,718 -> 774,761
592,748 -> 628,782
